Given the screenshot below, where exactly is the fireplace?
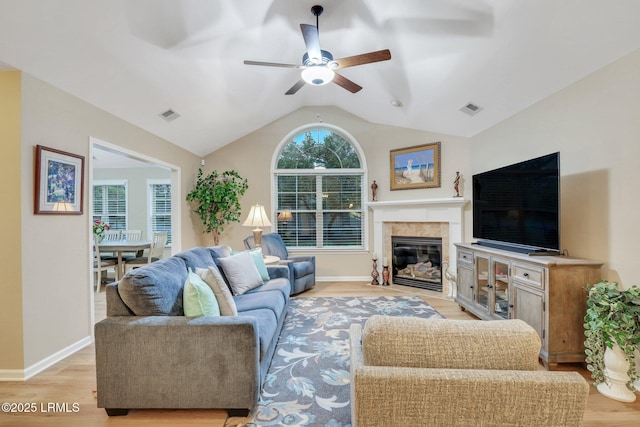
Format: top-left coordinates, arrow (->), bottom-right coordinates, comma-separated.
392,236 -> 443,292
367,198 -> 468,298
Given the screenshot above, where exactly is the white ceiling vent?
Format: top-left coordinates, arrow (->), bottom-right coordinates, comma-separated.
159,108 -> 180,122
459,102 -> 483,116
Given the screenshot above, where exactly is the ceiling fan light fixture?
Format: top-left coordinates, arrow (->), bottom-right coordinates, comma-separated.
302,66 -> 334,86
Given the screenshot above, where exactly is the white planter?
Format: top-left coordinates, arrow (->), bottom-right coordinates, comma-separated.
634,348 -> 640,393
596,344 -> 636,402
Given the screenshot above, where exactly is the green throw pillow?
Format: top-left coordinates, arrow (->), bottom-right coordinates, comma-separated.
183,268 -> 221,317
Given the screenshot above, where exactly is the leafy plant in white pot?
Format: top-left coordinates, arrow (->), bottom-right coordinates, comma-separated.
584,281 -> 640,402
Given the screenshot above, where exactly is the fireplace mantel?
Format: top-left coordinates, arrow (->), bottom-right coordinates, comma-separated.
366,198 -> 468,211
367,198 -> 469,294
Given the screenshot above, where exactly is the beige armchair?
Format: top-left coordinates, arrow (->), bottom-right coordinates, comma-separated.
349,316 -> 589,427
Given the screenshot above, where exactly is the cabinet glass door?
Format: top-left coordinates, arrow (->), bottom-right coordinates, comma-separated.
493,260 -> 510,319
475,255 -> 490,312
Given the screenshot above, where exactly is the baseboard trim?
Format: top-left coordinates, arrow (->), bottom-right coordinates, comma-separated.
316,276 -> 371,282
0,336 -> 93,382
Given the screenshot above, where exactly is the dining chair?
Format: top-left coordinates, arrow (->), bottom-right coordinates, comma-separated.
104,229 -> 123,240
123,230 -> 142,240
100,229 -> 123,259
123,231 -> 168,273
94,235 -> 118,293
121,229 -> 143,260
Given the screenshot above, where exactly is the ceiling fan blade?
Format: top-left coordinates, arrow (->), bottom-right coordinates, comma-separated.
332,49 -> 392,69
332,73 -> 362,93
244,60 -> 304,69
285,79 -> 306,95
300,24 -> 322,63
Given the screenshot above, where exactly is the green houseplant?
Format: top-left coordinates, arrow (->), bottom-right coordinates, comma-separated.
584,280 -> 640,395
186,168 -> 248,245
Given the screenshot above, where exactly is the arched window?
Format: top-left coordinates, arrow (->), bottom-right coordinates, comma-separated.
273,126 -> 366,249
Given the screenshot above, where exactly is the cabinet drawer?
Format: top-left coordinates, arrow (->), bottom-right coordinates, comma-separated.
512,263 -> 545,288
457,250 -> 474,266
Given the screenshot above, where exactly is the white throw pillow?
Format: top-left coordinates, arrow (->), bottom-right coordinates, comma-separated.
217,251 -> 264,296
196,265 -> 238,316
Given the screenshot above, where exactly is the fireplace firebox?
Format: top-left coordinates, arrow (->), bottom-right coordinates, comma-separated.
391,236 -> 443,292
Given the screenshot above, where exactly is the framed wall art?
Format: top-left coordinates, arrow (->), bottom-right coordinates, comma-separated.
34,145 -> 85,214
390,142 -> 441,190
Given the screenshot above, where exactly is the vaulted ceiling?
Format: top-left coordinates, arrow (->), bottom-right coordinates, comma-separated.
1,0 -> 639,156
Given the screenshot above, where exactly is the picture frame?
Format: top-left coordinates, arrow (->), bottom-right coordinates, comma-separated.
390,142 -> 441,190
34,145 -> 85,214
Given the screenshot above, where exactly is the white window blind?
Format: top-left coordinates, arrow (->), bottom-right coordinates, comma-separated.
273,128 -> 365,249
148,180 -> 172,245
93,180 -> 127,230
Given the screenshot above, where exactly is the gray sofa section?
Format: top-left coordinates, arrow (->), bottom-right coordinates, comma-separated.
95,245 -> 291,417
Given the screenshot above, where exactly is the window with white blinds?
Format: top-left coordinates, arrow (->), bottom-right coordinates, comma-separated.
274,128 -> 365,249
148,180 -> 172,245
93,180 -> 127,230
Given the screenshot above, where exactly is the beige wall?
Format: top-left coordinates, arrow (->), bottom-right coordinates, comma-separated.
10,73 -> 200,376
5,46 -> 639,375
203,106 -> 471,279
470,48 -> 640,288
0,71 -> 24,370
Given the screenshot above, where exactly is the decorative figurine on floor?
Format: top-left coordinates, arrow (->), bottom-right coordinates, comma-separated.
382,264 -> 390,286
371,180 -> 378,201
371,253 -> 380,285
454,171 -> 461,197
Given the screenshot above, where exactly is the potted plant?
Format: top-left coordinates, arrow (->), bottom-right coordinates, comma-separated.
584,280 -> 640,402
186,168 -> 248,245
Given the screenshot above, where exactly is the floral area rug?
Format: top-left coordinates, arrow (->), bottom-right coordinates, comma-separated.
225,295 -> 442,427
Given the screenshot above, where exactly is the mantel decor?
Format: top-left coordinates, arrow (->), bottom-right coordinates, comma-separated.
34,145 -> 85,215
390,142 -> 441,191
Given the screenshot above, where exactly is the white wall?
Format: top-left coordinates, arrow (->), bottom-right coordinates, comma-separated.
470,48 -> 640,287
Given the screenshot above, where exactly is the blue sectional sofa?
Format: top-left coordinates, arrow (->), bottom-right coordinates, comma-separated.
94,245 -> 291,417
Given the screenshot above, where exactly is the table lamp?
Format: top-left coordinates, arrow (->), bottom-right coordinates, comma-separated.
277,209 -> 293,223
243,204 -> 272,249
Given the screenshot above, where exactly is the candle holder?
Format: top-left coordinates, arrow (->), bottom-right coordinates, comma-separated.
371,258 -> 380,285
382,265 -> 390,286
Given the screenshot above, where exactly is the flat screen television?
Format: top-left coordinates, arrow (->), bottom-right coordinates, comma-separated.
472,152 -> 560,255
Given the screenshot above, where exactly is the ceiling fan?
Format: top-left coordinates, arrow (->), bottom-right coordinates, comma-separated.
244,4 -> 391,95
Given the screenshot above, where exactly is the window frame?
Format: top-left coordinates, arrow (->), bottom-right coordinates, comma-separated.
147,179 -> 172,247
92,179 -> 128,231
271,124 -> 369,251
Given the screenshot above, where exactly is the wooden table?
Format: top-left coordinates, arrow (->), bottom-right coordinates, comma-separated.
98,239 -> 151,280
263,255 -> 281,265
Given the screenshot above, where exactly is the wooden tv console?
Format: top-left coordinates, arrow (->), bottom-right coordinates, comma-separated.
454,243 -> 603,370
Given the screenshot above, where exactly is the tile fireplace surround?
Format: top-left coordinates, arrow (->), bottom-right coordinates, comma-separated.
367,198 -> 468,297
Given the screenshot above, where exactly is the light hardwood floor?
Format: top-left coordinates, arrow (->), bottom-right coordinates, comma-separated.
0,282 -> 638,426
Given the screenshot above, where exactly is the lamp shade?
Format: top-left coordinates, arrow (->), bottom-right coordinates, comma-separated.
277,209 -> 293,222
243,204 -> 272,227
